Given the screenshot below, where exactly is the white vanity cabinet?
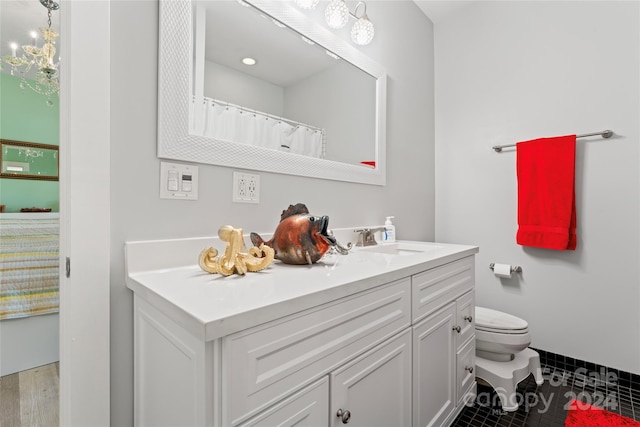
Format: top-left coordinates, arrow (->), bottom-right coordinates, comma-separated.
235,329 -> 412,427
412,257 -> 476,427
126,238 -> 478,427
237,378 -> 329,427
413,302 -> 457,427
223,278 -> 412,426
329,329 -> 412,427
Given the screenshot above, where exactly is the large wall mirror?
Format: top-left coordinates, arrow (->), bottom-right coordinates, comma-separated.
0,139 -> 59,181
158,0 -> 387,185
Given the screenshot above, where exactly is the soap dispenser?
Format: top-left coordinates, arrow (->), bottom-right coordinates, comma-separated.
384,216 -> 396,243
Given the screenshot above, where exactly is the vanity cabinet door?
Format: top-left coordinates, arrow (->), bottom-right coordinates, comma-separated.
412,303 -> 456,427
238,378 -> 329,427
330,329 -> 412,427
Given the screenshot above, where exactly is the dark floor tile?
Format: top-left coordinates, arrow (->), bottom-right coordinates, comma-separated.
452,363 -> 640,427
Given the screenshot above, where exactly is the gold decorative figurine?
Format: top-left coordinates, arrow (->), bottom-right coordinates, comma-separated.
199,225 -> 274,276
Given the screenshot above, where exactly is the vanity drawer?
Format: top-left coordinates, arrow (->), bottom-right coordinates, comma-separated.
457,336 -> 476,405
222,277 -> 411,426
456,290 -> 475,349
237,377 -> 328,427
412,256 -> 474,323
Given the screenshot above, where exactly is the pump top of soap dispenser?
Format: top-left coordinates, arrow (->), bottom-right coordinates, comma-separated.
385,216 -> 394,226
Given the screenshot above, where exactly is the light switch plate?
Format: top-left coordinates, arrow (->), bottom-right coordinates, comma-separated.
160,161 -> 199,200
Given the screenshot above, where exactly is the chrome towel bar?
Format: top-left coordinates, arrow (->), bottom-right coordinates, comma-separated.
492,130 -> 614,152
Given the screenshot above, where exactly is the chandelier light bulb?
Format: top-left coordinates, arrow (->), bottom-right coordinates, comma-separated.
295,0 -> 319,10
298,0 -> 376,47
325,0 -> 349,29
351,15 -> 374,45
1,0 -> 60,104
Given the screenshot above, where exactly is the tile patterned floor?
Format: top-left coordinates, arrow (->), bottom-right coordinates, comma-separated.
452,349 -> 640,426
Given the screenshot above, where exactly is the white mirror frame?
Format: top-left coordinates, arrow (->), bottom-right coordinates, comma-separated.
158,0 -> 387,185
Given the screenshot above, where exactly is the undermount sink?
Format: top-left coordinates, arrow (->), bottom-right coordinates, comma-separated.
354,241 -> 442,256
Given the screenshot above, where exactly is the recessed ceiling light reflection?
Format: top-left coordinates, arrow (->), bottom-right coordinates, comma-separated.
301,36 -> 315,45
242,57 -> 257,66
325,50 -> 339,60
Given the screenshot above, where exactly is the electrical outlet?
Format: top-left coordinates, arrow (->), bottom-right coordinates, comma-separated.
233,171 -> 260,203
246,174 -> 259,200
238,175 -> 247,198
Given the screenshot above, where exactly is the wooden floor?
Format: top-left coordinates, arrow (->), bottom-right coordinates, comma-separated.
0,362 -> 59,427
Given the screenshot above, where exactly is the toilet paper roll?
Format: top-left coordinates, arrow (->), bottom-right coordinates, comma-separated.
493,263 -> 513,278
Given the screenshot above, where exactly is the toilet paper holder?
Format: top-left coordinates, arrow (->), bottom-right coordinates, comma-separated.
489,263 -> 522,273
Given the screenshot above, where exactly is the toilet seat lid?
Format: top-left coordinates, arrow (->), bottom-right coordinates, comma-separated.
475,306 -> 529,333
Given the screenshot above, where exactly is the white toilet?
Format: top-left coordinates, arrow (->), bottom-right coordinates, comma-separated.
474,306 -> 544,411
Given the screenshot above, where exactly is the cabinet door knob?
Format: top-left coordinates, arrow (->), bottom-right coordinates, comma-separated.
464,315 -> 473,322
466,366 -> 474,373
452,325 -> 461,333
336,409 -> 351,424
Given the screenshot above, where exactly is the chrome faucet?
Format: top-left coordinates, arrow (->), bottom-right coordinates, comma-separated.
354,227 -> 386,247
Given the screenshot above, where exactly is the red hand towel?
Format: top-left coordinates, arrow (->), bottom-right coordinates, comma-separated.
516,135 -> 577,250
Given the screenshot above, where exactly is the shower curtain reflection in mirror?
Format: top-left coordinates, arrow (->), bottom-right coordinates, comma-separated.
191,97 -> 325,158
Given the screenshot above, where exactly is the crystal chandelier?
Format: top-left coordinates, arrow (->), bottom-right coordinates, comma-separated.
2,0 -> 60,106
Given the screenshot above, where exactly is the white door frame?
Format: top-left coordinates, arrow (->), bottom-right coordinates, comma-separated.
59,1 -> 111,424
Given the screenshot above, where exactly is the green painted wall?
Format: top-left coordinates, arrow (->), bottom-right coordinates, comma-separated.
0,74 -> 59,212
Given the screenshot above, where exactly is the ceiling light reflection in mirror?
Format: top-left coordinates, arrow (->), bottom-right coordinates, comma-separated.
191,0 -> 377,167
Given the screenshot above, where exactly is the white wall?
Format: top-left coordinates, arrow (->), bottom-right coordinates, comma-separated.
110,1 -> 435,425
284,62 -> 376,164
204,61 -> 285,115
434,1 -> 640,373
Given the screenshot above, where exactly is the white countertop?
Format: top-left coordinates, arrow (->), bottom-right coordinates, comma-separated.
125,235 -> 478,341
